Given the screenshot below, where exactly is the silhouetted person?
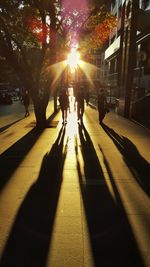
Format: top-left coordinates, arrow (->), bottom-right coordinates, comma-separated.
76,86 -> 87,124
97,88 -> 107,125
85,90 -> 89,106
22,90 -> 30,117
59,89 -> 69,124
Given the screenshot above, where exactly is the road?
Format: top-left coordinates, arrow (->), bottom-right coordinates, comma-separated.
0,98 -> 55,132
0,101 -> 33,131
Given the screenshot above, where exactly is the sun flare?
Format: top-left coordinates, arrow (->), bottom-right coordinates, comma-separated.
79,60 -> 99,86
67,48 -> 81,72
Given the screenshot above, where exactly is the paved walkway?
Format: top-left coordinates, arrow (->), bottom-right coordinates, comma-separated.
0,102 -> 150,267
0,101 -> 54,154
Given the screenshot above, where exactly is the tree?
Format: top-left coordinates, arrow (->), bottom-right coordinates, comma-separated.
0,0 -> 57,127
0,0 -> 115,127
0,56 -> 21,89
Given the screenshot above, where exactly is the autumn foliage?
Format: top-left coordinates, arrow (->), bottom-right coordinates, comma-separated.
89,15 -> 117,48
24,17 -> 48,42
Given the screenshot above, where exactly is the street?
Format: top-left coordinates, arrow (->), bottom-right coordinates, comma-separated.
0,103 -> 150,267
0,101 -> 31,131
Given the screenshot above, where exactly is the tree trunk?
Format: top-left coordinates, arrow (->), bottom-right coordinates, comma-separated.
30,87 -> 50,128
34,102 -> 47,128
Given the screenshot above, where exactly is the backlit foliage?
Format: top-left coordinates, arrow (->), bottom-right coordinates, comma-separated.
80,13 -> 116,52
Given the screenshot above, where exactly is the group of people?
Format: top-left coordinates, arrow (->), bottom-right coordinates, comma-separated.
59,86 -> 89,125
21,85 -> 108,124
59,85 -> 108,125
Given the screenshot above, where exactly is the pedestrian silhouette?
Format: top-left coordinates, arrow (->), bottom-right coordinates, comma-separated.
59,89 -> 69,124
97,88 -> 107,125
22,90 -> 30,117
75,86 -> 87,124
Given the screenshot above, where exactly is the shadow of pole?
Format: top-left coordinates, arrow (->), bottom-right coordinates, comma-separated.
75,123 -> 144,267
102,123 -> 150,197
0,126 -> 68,267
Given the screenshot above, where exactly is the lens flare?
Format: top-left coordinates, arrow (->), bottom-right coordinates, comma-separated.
79,60 -> 99,86
46,60 -> 67,93
67,48 -> 80,72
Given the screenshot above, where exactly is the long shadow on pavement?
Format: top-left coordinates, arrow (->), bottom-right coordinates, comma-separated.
102,123 -> 150,197
0,118 -> 24,133
75,124 -> 144,267
0,112 -> 58,191
0,128 -> 41,191
0,126 -> 67,267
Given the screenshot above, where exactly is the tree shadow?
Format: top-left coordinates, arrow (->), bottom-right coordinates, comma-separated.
0,128 -> 42,191
0,118 -> 24,133
75,123 -> 144,267
0,112 -> 58,191
0,126 -> 67,267
102,123 -> 150,197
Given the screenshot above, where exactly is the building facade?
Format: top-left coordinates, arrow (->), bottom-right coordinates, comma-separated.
104,0 -> 150,125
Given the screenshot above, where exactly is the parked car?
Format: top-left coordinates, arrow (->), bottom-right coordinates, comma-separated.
0,92 -> 12,105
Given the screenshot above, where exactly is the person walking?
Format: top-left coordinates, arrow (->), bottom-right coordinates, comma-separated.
97,88 -> 107,125
59,89 -> 69,124
76,86 -> 87,124
22,90 -> 30,117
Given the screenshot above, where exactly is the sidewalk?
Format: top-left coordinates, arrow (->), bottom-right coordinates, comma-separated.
0,100 -> 55,154
0,105 -> 150,267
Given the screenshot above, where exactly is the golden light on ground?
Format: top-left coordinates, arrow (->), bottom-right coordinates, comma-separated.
61,92 -> 78,149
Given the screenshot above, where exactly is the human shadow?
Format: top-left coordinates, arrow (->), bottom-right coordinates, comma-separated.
75,123 -> 144,267
102,123 -> 150,197
0,112 -> 58,191
0,126 -> 67,267
0,128 -> 41,191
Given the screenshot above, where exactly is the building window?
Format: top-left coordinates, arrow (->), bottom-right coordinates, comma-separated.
109,59 -> 115,74
139,42 -> 150,67
96,58 -> 101,67
141,0 -> 149,9
114,58 -> 118,73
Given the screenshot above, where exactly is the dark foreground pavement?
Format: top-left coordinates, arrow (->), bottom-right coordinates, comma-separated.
0,102 -> 150,267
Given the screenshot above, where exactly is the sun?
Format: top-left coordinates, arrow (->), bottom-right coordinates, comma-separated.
67,48 -> 81,72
